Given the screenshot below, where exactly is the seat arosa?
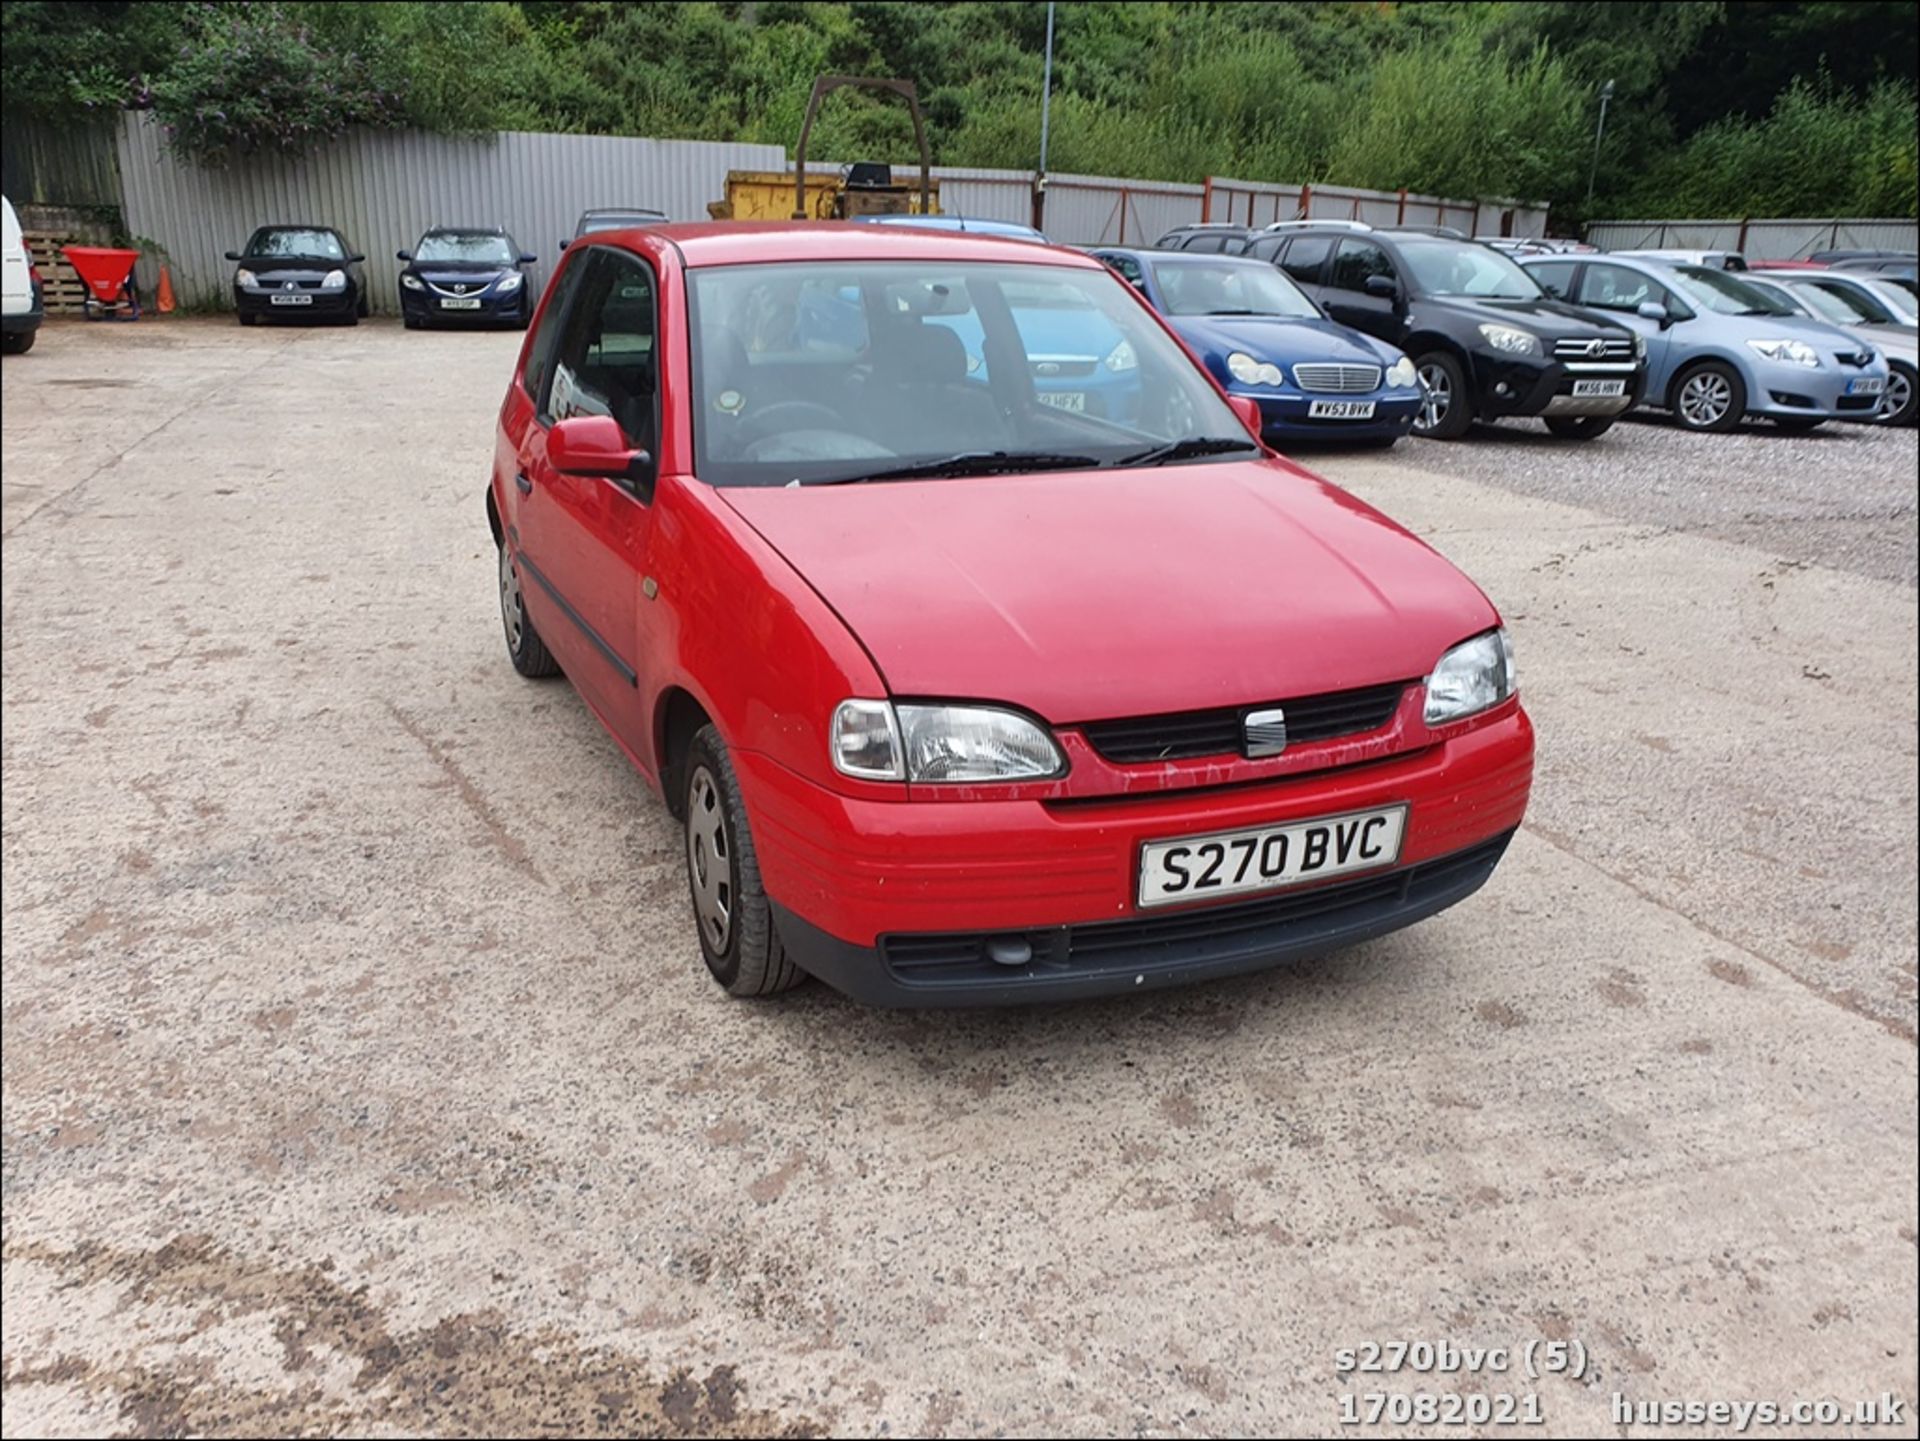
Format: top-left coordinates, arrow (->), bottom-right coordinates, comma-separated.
488,224 -> 1533,1005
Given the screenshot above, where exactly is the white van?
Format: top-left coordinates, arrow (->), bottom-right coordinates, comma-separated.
3,195 -> 44,354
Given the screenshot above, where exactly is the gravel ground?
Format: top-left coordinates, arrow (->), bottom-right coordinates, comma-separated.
1301,413 -> 1919,588
3,319 -> 1915,1438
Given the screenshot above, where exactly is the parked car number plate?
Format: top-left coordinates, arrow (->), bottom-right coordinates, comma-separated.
269,294 -> 312,306
1036,391 -> 1087,412
1847,376 -> 1885,395
441,297 -> 482,310
1137,804 -> 1406,909
1570,379 -> 1626,397
1307,400 -> 1376,419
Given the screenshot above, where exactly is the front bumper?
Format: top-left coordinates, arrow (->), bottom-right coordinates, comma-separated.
737,703 -> 1532,1005
1471,354 -> 1645,419
401,286 -> 525,323
1250,389 -> 1422,441
1742,358 -> 1891,422
236,288 -> 355,319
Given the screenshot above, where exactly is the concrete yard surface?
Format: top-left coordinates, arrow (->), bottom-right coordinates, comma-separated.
3,319 -> 1915,1437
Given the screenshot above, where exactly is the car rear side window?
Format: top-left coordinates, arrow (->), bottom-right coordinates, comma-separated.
1578,264 -> 1660,312
1329,239 -> 1395,292
1184,234 -> 1228,253
1278,234 -> 1333,284
1529,261 -> 1577,299
544,249 -> 658,450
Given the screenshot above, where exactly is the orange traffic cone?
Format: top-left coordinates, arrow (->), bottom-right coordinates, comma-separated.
156,265 -> 176,314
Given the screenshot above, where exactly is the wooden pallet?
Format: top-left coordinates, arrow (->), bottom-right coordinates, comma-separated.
24,230 -> 127,315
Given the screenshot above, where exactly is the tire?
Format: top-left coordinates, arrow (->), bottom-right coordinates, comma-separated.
1669,360 -> 1746,433
497,540 -> 560,679
1771,416 -> 1825,433
356,292 -> 370,319
237,310 -> 257,327
1412,351 -> 1473,439
2,330 -> 33,354
1879,363 -> 1917,427
403,313 -> 423,331
682,724 -> 808,999
1544,415 -> 1616,440
515,296 -> 532,330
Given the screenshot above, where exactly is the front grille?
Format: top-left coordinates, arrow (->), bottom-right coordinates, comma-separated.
1553,336 -> 1634,361
1294,363 -> 1382,394
881,830 -> 1515,987
1834,350 -> 1872,368
1081,681 -> 1408,763
1836,395 -> 1880,411
428,280 -> 487,298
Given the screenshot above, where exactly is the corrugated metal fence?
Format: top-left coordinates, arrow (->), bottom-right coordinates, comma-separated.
1,118 -> 122,208
1205,178 -> 1549,239
116,115 -> 786,312
1586,217 -> 1919,260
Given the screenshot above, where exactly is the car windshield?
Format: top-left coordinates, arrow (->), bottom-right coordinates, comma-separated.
1785,281 -> 1885,325
247,228 -> 345,260
1397,240 -> 1542,299
415,231 -> 515,264
688,260 -> 1254,488
1151,261 -> 1318,318
1668,266 -> 1795,316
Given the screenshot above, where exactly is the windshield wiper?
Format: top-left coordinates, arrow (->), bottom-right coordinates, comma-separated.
1116,435 -> 1259,468
810,450 -> 1100,485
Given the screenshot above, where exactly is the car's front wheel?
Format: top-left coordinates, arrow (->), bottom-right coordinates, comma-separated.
497,541 -> 560,678
1412,352 -> 1473,439
1879,363 -> 1917,427
1544,415 -> 1616,440
682,725 -> 807,999
1,330 -> 33,354
1670,361 -> 1746,433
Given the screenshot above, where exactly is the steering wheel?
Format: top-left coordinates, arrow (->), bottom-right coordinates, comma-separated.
737,400 -> 849,445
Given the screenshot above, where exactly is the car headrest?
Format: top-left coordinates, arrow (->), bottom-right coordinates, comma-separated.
896,323 -> 968,385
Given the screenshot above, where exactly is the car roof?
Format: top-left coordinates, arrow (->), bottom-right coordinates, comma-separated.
1130,249 -> 1272,268
423,224 -> 507,234
613,221 -> 1104,270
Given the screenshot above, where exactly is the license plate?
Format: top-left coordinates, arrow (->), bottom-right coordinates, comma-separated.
1036,391 -> 1086,412
1570,379 -> 1626,397
270,294 -> 312,306
1137,804 -> 1407,909
440,297 -> 482,310
1308,399 -> 1377,419
1848,376 -> 1885,395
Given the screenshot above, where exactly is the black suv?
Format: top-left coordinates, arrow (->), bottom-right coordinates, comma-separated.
1243,223 -> 1647,439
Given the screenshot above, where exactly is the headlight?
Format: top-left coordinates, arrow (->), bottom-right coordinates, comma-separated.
400,273 -> 424,291
320,269 -> 347,290
1477,323 -> 1541,357
830,700 -> 1064,783
497,272 -> 523,293
1385,355 -> 1418,389
1633,332 -> 1647,359
1746,338 -> 1818,368
1226,351 -> 1285,387
1424,629 -> 1517,725
1104,338 -> 1136,372
234,268 -> 257,288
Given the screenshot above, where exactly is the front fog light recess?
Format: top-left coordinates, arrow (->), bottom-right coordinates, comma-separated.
1424,629 -> 1516,724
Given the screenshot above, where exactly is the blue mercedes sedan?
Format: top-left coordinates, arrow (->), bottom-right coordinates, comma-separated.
1091,248 -> 1422,446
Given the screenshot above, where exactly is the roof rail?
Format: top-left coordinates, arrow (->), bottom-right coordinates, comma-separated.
1262,218 -> 1373,233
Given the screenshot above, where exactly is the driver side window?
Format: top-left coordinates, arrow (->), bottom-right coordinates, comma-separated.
1330,239 -> 1395,293
544,248 -> 657,450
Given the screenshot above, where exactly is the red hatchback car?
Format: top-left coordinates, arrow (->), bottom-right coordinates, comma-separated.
488,224 -> 1533,1005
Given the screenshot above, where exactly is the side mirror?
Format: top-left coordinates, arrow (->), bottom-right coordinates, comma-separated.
1637,300 -> 1671,327
1363,274 -> 1400,300
347,253 -> 366,264
1226,393 -> 1265,441
549,415 -> 655,499
519,252 -> 538,266
559,238 -> 571,251
224,250 -> 242,262
396,249 -> 412,262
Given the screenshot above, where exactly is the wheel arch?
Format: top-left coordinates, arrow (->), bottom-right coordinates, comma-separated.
485,484 -> 504,547
655,686 -> 716,821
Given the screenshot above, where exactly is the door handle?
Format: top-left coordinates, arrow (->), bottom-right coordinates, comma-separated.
513,471 -> 533,495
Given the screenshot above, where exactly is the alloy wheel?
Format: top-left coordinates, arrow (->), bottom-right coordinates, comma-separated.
1416,364 -> 1450,432
1882,369 -> 1912,424
686,766 -> 733,952
498,545 -> 524,652
1678,371 -> 1733,429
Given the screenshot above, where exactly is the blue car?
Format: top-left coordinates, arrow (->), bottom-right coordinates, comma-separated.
1091,247 -> 1422,446
397,226 -> 537,329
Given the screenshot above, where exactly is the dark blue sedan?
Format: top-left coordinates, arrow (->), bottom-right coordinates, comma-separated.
397,227 -> 537,329
1091,248 -> 1423,446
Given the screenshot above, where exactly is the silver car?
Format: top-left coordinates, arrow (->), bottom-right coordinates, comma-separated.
1741,271 -> 1916,426
1521,253 -> 1890,433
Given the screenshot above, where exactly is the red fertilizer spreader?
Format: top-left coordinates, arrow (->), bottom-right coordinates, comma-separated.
62,246 -> 143,320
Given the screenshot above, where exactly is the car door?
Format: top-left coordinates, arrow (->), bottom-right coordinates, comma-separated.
1575,262 -> 1678,389
513,245 -> 660,740
1322,237 -> 1403,343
